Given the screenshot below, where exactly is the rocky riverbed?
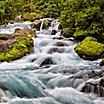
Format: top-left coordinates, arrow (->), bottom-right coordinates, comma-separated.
0,19 -> 104,104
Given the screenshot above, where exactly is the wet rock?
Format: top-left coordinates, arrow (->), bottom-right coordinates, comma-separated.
78,68 -> 104,97
51,29 -> 57,35
14,15 -> 23,23
52,36 -> 64,40
100,78 -> 104,87
61,28 -> 74,38
48,47 -> 64,54
81,78 -> 104,97
75,36 -> 104,60
99,59 -> 104,66
42,19 -> 51,29
30,20 -> 41,31
30,19 -> 51,31
40,57 -> 56,67
54,41 -> 68,47
58,23 -> 63,29
14,28 -> 21,33
9,21 -> 14,24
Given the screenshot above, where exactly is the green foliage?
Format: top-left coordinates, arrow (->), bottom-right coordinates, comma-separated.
60,0 -> 104,41
0,36 -> 33,61
75,36 -> 104,60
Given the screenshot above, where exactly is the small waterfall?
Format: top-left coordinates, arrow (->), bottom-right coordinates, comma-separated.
32,37 -> 40,53
40,21 -> 44,31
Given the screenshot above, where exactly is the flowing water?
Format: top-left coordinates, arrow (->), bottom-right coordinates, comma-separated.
0,19 -> 103,104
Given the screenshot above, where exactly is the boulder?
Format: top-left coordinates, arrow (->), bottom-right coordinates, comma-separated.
58,23 -> 63,29
30,19 -> 51,31
99,59 -> 104,66
40,57 -> 56,67
61,28 -> 74,38
0,27 -> 36,61
48,47 -> 64,54
74,36 -> 104,60
0,39 -> 16,52
14,27 -> 36,38
54,41 -> 68,47
42,19 -> 51,29
30,20 -> 42,31
0,33 -> 14,40
14,15 -> 23,23
81,77 -> 104,97
51,29 -> 57,35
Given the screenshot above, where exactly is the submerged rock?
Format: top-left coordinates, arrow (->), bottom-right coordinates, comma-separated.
54,41 -> 68,47
51,29 -> 57,35
40,57 -> 56,67
75,36 -> 104,60
0,27 -> 36,61
81,78 -> 104,97
48,47 -> 64,54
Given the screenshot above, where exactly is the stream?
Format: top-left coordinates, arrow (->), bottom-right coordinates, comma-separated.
0,19 -> 103,104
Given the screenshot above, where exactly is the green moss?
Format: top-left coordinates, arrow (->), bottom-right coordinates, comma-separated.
75,36 -> 104,60
0,36 -> 33,61
23,12 -> 43,21
73,30 -> 88,39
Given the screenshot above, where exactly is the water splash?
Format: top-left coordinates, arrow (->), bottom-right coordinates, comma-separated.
40,21 -> 44,32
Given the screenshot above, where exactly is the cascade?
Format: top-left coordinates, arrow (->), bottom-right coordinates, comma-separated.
0,19 -> 103,104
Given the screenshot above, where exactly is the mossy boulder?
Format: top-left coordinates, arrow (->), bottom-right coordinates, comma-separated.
14,27 -> 36,38
74,36 -> 104,60
22,12 -> 43,21
0,27 -> 36,62
61,28 -> 75,38
0,36 -> 33,61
